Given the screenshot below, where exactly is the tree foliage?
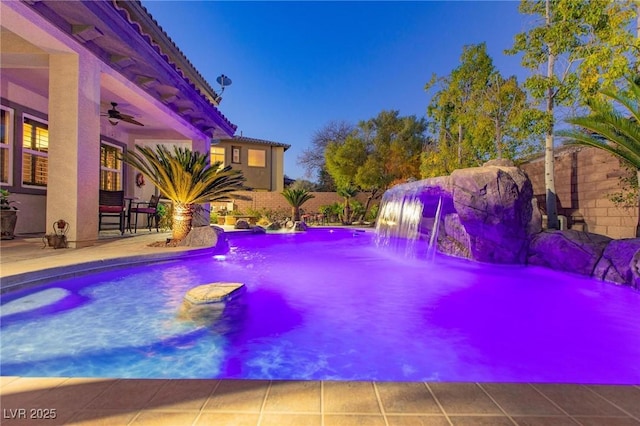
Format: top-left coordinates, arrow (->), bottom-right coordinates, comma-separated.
422,43 -> 541,178
557,76 -> 640,235
505,0 -> 637,229
281,188 -> 315,222
558,77 -> 640,169
297,120 -> 354,190
121,144 -> 246,240
325,110 -> 427,215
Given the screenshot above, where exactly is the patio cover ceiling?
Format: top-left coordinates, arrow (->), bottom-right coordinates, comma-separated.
1,0 -> 236,139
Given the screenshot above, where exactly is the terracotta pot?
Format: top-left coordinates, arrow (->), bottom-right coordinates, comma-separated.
224,215 -> 237,226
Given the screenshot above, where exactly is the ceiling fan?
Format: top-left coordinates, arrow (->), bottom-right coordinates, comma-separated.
101,102 -> 144,126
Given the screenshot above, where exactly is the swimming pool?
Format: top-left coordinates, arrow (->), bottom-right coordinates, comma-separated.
2,228 -> 639,384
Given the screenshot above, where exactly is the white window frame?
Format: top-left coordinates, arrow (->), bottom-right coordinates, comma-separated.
100,140 -> 123,191
248,148 -> 266,168
21,113 -> 48,189
232,146 -> 241,164
0,105 -> 14,186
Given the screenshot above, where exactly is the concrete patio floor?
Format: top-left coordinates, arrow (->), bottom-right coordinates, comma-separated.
1,230 -> 639,426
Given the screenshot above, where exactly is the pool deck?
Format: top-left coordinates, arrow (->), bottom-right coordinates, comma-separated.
1,229 -> 639,426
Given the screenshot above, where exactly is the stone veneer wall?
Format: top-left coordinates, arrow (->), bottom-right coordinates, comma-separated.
212,191 -> 373,217
520,146 -> 638,239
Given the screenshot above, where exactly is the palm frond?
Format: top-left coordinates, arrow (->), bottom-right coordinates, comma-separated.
558,76 -> 640,170
120,145 -> 246,206
281,188 -> 315,208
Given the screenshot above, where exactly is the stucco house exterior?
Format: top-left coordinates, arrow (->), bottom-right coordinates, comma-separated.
213,135 -> 290,192
1,0 -> 238,246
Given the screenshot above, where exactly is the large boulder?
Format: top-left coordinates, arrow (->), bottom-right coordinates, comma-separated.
451,165 -> 534,263
593,238 -> 640,289
234,219 -> 250,229
376,163 -> 536,264
528,230 -> 612,276
179,225 -> 226,250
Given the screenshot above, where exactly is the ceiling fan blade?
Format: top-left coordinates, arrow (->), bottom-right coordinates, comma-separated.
102,102 -> 143,125
119,116 -> 144,126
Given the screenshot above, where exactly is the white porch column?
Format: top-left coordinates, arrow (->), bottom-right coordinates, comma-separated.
47,53 -> 101,247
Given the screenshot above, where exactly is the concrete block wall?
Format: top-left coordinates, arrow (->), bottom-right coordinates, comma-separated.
520,146 -> 638,239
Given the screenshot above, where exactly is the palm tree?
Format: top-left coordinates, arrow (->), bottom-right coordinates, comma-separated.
121,144 -> 246,240
556,76 -> 640,236
281,188 -> 315,221
337,185 -> 358,225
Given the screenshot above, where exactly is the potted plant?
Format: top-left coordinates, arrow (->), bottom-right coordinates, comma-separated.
1,189 -> 19,240
216,208 -> 228,225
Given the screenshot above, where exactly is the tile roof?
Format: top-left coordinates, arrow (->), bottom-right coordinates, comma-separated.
223,135 -> 291,151
111,0 -> 236,134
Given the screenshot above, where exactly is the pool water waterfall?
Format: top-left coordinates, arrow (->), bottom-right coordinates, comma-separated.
427,196 -> 443,261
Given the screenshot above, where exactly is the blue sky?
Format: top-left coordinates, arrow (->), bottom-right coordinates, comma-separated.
142,1 -> 530,180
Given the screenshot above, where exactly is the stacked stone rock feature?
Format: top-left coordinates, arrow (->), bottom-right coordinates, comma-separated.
376,160 -> 640,288
528,230 -> 612,276
376,160 -> 536,264
450,162 -> 534,264
593,239 -> 640,289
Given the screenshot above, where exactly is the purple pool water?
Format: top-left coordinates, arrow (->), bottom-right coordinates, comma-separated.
2,228 -> 639,383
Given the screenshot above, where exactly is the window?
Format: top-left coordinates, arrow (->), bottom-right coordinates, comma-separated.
210,146 -> 225,170
232,146 -> 241,164
248,149 -> 266,167
0,106 -> 13,185
100,142 -> 123,190
22,115 -> 48,188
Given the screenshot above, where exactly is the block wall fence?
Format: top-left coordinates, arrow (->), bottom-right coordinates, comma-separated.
520,146 -> 638,239
212,146 -> 637,239
212,192 -> 373,219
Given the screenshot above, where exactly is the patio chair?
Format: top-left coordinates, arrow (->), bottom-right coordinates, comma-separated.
99,190 -> 126,235
128,194 -> 160,233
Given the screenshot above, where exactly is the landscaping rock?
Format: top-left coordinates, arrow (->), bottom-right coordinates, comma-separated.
527,197 -> 543,235
528,230 -> 612,276
593,238 -> 640,289
451,165 -> 534,263
376,163 -> 535,264
252,226 -> 267,234
178,225 -> 219,248
294,221 -> 309,231
266,222 -> 281,231
234,219 -> 250,229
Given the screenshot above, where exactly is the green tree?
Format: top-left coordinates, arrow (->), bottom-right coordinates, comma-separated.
556,76 -> 640,236
281,188 -> 315,221
121,144 -> 246,241
325,110 -> 427,215
424,44 -> 492,174
423,43 -> 539,178
480,74 -> 544,160
337,185 -> 359,224
507,0 -> 638,229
